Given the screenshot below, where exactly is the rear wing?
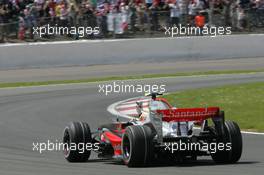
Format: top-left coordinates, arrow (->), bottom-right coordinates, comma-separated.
157,107 -> 220,122
149,107 -> 222,144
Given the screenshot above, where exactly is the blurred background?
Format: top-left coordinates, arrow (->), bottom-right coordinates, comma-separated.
0,0 -> 264,42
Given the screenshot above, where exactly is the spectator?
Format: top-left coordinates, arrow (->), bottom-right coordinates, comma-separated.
0,0 -> 264,41
35,0 -> 45,18
120,2 -> 129,31
136,2 -> 146,31
178,0 -> 189,26
256,0 -> 264,26
0,3 -> 8,41
18,15 -> 26,40
195,10 -> 205,33
188,0 -> 199,26
168,0 -> 180,27
149,0 -> 160,31
55,1 -> 62,23
47,0 -> 56,22
237,5 -> 246,29
0,3 -> 8,23
222,0 -> 232,26
68,3 -> 77,26
128,1 -> 137,32
60,2 -> 69,27
97,1 -> 109,37
24,4 -> 37,38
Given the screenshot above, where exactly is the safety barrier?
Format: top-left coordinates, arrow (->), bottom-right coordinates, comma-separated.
0,9 -> 264,42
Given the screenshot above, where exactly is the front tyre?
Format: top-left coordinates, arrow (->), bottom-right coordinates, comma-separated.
211,121 -> 242,163
63,121 -> 92,162
122,125 -> 153,167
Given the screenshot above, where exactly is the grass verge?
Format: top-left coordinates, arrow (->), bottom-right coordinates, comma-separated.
164,82 -> 264,132
0,69 -> 263,88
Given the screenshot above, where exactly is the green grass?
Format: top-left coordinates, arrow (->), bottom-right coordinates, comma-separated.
0,69 -> 263,88
164,82 -> 264,132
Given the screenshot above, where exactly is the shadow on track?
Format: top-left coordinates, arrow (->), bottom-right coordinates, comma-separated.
101,159 -> 260,168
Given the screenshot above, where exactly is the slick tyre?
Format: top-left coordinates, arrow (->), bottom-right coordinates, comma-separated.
122,125 -> 153,167
211,121 -> 242,163
63,121 -> 92,162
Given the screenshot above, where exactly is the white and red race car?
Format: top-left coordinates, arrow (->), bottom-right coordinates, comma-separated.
63,93 -> 242,167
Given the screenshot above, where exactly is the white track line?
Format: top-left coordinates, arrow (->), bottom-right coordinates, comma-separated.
107,96 -> 264,136
240,131 -> 264,135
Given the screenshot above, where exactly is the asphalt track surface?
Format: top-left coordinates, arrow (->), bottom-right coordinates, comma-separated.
0,73 -> 263,175
1,57 -> 264,83
1,34 -> 264,70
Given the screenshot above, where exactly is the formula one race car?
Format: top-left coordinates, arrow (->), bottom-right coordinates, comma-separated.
63,93 -> 242,167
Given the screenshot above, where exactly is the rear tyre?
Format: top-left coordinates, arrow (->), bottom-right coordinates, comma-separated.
63,121 -> 92,162
211,121 -> 242,163
121,125 -> 153,167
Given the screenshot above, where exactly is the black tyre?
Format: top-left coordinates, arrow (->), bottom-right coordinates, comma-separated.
63,121 -> 92,162
211,121 -> 242,163
121,125 -> 154,167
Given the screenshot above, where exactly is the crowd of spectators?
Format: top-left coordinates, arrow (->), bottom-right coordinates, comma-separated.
1,0 -> 264,40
